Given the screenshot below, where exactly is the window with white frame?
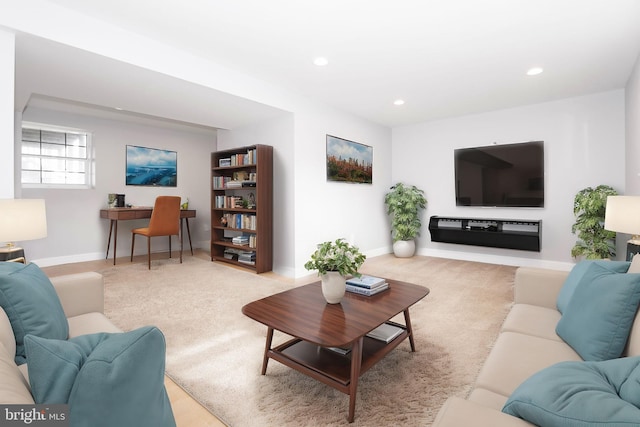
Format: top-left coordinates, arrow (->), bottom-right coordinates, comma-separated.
21,123 -> 93,188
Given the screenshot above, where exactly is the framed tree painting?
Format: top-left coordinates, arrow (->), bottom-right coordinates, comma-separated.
326,135 -> 373,184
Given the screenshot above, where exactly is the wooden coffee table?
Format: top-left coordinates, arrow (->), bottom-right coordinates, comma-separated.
242,279 -> 430,423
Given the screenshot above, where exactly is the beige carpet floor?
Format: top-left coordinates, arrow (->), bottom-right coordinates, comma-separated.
100,254 -> 515,426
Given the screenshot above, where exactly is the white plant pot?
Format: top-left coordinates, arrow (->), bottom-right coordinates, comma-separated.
393,240 -> 416,258
321,271 -> 346,304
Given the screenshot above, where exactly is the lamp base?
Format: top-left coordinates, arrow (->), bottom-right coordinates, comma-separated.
0,243 -> 22,254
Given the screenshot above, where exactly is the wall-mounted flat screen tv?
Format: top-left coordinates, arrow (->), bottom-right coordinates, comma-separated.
454,141 -> 544,208
126,145 -> 177,187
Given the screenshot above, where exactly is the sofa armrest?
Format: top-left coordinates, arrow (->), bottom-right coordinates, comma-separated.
432,397 -> 535,427
514,267 -> 568,310
50,272 -> 104,318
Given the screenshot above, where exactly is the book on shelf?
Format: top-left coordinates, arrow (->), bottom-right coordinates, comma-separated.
229,149 -> 257,166
226,180 -> 243,189
232,235 -> 249,245
238,251 -> 256,265
326,346 -> 351,356
346,283 -> 389,296
366,323 -> 404,343
346,275 -> 386,288
224,247 -> 255,262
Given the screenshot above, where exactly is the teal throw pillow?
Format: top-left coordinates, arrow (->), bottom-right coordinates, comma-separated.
503,357 -> 640,425
556,263 -> 640,361
0,262 -> 68,365
25,326 -> 175,427
556,260 -> 630,314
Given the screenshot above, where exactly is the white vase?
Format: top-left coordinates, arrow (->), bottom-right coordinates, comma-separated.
321,271 -> 346,304
393,239 -> 416,258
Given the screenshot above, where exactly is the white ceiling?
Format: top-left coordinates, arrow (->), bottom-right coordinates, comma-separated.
14,0 -> 640,129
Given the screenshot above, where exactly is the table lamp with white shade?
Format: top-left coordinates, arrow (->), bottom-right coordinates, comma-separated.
604,195 -> 640,260
0,199 -> 47,263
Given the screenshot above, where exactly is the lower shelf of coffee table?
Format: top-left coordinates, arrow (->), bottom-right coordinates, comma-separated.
269,327 -> 409,388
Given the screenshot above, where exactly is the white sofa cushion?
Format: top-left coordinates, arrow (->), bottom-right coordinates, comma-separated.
67,313 -> 121,338
50,272 -> 104,317
468,387 -> 509,410
433,397 -> 535,427
500,304 -> 562,342
0,342 -> 34,404
474,332 -> 582,397
0,307 -> 15,358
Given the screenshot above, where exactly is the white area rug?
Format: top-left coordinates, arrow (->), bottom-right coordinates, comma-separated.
100,255 -> 514,426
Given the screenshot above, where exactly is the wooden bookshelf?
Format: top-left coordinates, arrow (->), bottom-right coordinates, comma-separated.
211,145 -> 273,273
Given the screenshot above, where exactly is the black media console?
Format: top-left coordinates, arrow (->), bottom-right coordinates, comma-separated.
428,216 -> 541,252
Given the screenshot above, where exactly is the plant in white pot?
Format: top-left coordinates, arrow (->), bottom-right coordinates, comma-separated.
304,238 -> 366,304
384,183 -> 427,258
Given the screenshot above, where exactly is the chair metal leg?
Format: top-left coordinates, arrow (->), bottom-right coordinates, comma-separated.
131,233 -> 136,262
147,236 -> 151,270
168,236 -> 172,259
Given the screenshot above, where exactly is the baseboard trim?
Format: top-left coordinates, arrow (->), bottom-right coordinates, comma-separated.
418,248 -> 574,271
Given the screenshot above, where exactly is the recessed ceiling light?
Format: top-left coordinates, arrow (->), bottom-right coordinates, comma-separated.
313,57 -> 328,66
526,67 -> 544,76
394,99 -> 405,106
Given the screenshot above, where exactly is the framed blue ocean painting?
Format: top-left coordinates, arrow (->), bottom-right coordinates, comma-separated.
126,145 -> 177,187
326,135 -> 373,184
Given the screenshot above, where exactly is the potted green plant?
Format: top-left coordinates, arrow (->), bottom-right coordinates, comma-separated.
384,183 -> 427,257
304,238 -> 366,304
571,185 -> 619,259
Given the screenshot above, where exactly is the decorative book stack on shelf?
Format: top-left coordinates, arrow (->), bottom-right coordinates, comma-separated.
345,275 -> 389,296
211,144 -> 273,273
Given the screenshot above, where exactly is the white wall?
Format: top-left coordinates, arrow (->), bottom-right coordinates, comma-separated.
626,53 -> 640,195
0,28 -> 15,199
392,90 -> 626,269
293,106 -> 393,277
20,106 -> 216,266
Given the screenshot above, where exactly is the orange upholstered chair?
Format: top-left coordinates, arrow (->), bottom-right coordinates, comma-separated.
130,196 -> 182,269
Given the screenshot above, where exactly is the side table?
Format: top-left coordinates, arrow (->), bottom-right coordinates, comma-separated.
627,242 -> 640,262
0,248 -> 26,263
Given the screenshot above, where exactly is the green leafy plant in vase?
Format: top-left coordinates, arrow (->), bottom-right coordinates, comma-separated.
384,182 -> 427,257
304,238 -> 366,303
571,185 -> 618,259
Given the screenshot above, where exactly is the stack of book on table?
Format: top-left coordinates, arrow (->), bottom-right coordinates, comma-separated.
345,275 -> 389,296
